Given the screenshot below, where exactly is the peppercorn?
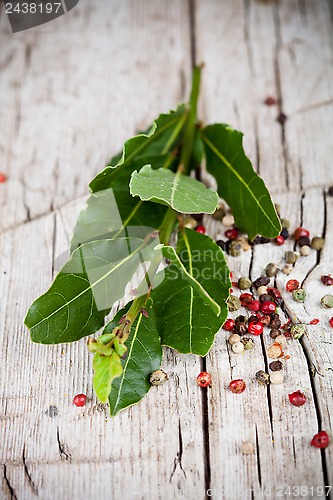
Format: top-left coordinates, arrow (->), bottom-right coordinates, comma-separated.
270,371 -> 284,384
290,324 -> 307,339
270,328 -> 281,339
228,333 -> 241,345
0,173 -> 7,184
196,372 -> 212,388
282,263 -> 293,275
73,394 -> 87,407
237,237 -> 251,252
275,334 -> 287,347
183,216 -> 199,229
223,318 -> 235,331
241,337 -> 255,350
232,341 -> 244,354
300,245 -> 311,256
234,322 -> 248,336
311,431 -> 329,449
321,294 -> 333,308
212,204 -> 226,220
298,236 -> 311,247
328,186 -> 333,196
260,315 -> 271,326
255,370 -> 270,385
225,228 -> 239,240
294,227 -> 310,240
235,315 -> 246,323
222,214 -> 235,227
311,237 -> 325,250
240,293 -> 253,307
238,277 -> 252,290
267,344 -> 282,359
257,285 -> 268,296
281,218 -> 290,229
259,294 -> 273,304
196,225 -> 206,234
216,240 -> 227,251
229,379 -> 246,394
227,295 -> 241,312
229,241 -> 242,257
248,299 -> 261,312
329,318 -> 333,328
251,236 -> 262,245
270,318 -> 282,329
248,314 -> 260,323
269,360 -> 283,371
150,369 -> 169,386
285,251 -> 298,264
248,321 -> 264,336
292,288 -> 306,303
275,235 -> 285,246
288,391 -> 306,406
286,279 -> 300,292
321,275 -> 333,286
264,96 -> 277,106
260,301 -> 276,314
265,263 -> 279,277
280,228 -> 289,239
253,276 -> 270,289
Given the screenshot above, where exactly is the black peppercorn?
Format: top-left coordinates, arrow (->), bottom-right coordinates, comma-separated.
234,322 -> 248,336
260,237 -> 271,244
235,315 -> 246,323
248,314 -> 259,323
280,228 -> 289,239
259,294 -> 272,303
328,186 -> 333,196
269,360 -> 283,371
270,318 -> 282,329
216,240 -> 227,251
298,236 -> 311,247
251,236 -> 262,245
253,276 -> 270,289
270,328 -> 281,339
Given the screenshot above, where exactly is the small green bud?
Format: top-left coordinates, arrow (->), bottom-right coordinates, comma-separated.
265,263 -> 279,277
281,218 -> 290,229
292,288 -> 307,303
311,237 -> 325,251
285,251 -> 298,264
238,277 -> 252,290
241,337 -> 254,350
290,324 -> 307,339
321,294 -> 333,308
227,295 -> 241,312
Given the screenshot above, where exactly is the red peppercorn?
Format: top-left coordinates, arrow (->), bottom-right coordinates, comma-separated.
329,318 -> 333,328
321,275 -> 333,286
223,318 -> 235,331
260,301 -> 276,315
196,225 -> 206,234
230,379 -> 246,394
73,394 -> 87,407
225,228 -> 239,240
311,431 -> 329,449
196,371 -> 212,388
275,235 -> 285,246
294,227 -> 310,241
309,319 -> 320,325
286,279 -> 300,292
264,96 -> 277,106
248,299 -> 260,312
0,172 -> 7,183
288,391 -> 306,407
248,321 -> 264,336
240,293 -> 253,307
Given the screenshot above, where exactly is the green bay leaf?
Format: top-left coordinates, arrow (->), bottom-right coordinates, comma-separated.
201,124 -> 281,240
129,165 -> 218,214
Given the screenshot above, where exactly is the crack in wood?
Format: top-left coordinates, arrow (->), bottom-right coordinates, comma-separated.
56,428 -> 72,462
255,426 -> 262,488
169,419 -> 186,483
3,465 -> 17,500
22,445 -> 38,496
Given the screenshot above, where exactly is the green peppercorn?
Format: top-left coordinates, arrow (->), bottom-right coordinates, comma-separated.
265,263 -> 279,277
229,241 -> 242,257
321,294 -> 333,308
150,369 -> 168,386
281,218 -> 290,229
238,277 -> 252,290
311,237 -> 325,251
290,324 -> 307,339
282,263 -> 293,275
285,251 -> 298,264
227,295 -> 241,312
241,337 -> 255,350
255,370 -> 270,385
292,288 -> 306,303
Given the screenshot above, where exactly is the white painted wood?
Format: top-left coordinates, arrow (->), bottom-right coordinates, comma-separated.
1,0 -> 333,499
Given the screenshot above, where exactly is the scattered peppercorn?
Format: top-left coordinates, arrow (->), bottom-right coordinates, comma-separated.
290,324 -> 307,339
286,279 -> 300,292
282,263 -> 293,275
256,370 -> 270,385
240,293 -> 253,307
285,251 -> 298,264
238,277 -> 252,290
253,276 -> 270,289
280,228 -> 289,239
309,318 -> 320,325
196,372 -> 212,388
300,245 -> 311,256
328,186 -> 333,196
195,225 -> 206,234
267,344 -> 282,359
223,318 -> 235,331
225,228 -> 239,240
294,227 -> 310,241
0,173 -> 7,183
311,431 -> 329,449
248,321 -> 264,336
311,237 -> 325,251
277,112 -> 287,125
265,263 -> 279,277
228,333 -> 241,345
234,322 -> 248,336
321,275 -> 333,286
329,318 -> 333,328
292,288 -> 306,303
257,285 -> 268,296
232,341 -> 244,354
230,379 -> 246,394
248,299 -> 261,312
222,214 -> 235,226
212,204 -> 226,220
229,240 -> 242,257
270,318 -> 282,329
298,236 -> 311,247
270,329 -> 281,339
321,294 -> 333,308
288,391 -> 306,406
73,394 -> 87,407
260,301 -> 276,315
241,337 -> 255,350
270,371 -> 284,384
227,295 -> 241,312
275,235 -> 285,246
150,369 -> 168,386
275,334 -> 287,347
269,360 -> 283,371
215,240 -> 227,251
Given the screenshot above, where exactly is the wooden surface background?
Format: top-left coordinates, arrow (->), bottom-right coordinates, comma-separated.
1,1 -> 333,499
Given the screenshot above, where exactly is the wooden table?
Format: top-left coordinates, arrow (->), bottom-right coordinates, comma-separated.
1,1 -> 333,498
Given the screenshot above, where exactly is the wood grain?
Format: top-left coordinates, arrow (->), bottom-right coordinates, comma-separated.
1,0 -> 333,499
